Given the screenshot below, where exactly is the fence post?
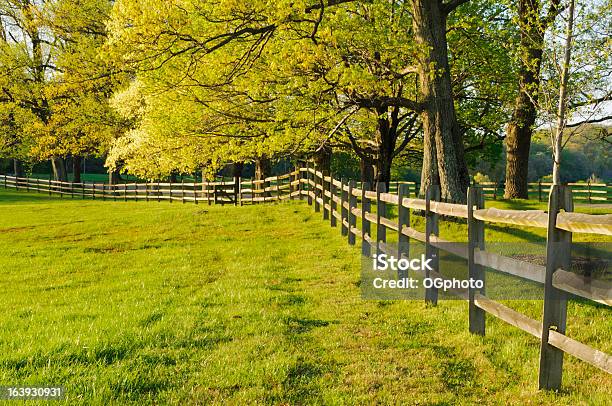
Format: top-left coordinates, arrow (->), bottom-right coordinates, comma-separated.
124,179 -> 128,202
298,167 -> 303,200
397,184 -> 410,279
250,179 -> 254,205
181,179 -> 186,204
276,176 -> 281,202
157,181 -> 161,203
538,185 -> 572,391
376,182 -> 387,256
538,180 -> 543,202
330,174 -> 337,227
340,178 -> 348,236
348,180 -> 357,245
3,175 -> 6,189
237,177 -> 242,206
425,185 -> 440,305
289,168 -> 295,200
322,171 -> 330,220
306,163 -> 312,206
314,167 -> 321,212
587,180 -> 591,204
361,183 -> 372,257
468,187 -> 485,335
81,181 -> 85,200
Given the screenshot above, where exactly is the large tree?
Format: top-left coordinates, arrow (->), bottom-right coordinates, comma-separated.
503,0 -> 561,198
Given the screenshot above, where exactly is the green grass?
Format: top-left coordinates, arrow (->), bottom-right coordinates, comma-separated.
0,189 -> 610,404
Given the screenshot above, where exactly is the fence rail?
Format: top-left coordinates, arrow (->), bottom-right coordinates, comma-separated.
1,169 -> 611,389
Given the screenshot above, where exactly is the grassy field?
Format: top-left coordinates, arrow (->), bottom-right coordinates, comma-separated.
0,189 -> 610,404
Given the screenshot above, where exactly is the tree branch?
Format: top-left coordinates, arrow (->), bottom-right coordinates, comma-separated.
441,0 -> 471,15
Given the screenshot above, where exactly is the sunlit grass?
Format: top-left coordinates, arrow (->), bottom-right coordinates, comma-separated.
0,190 -> 610,404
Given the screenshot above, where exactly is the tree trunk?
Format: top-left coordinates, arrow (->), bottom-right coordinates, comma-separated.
411,0 -> 469,203
255,156 -> 272,197
374,106 -> 396,190
72,156 -> 82,183
505,114 -> 534,198
232,162 -> 244,179
255,156 -> 271,181
51,157 -> 68,181
504,0 -> 551,198
360,156 -> 375,190
109,170 -> 121,184
170,172 -> 178,183
419,128 -> 439,198
233,161 -> 244,196
13,159 -> 24,178
313,145 -> 332,174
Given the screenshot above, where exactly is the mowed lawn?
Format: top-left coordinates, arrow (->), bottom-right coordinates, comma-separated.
0,189 -> 610,405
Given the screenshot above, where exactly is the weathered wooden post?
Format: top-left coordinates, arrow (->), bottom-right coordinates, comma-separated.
306,163 -> 312,206
289,168 -> 295,200
348,180 -> 357,245
539,185 -> 572,391
322,171 -> 330,220
237,176 -> 242,206
468,186 -> 485,335
314,167 -> 321,213
587,180 -> 591,204
376,182 -> 387,256
330,173 -> 337,227
81,181 -> 85,200
340,178 -> 348,236
397,183 -> 410,279
157,181 -> 161,203
361,182 -> 372,257
250,179 -> 254,205
425,184 -> 440,305
538,180 -> 543,202
181,179 -> 185,203
297,166 -> 303,200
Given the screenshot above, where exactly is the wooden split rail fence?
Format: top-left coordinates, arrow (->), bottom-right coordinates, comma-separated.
0,173 -> 302,205
298,166 -> 611,391
477,181 -> 610,202
1,169 -> 611,390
